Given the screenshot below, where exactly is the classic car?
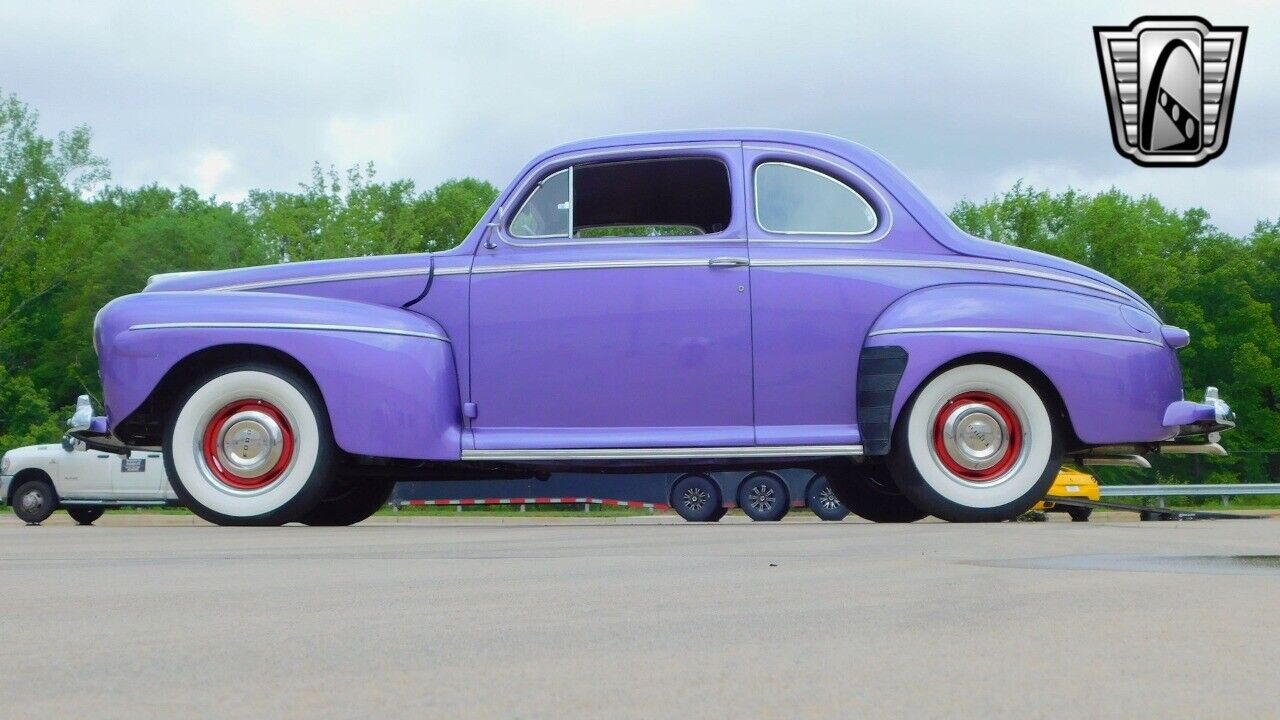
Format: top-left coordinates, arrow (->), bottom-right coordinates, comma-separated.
2,437 -> 176,524
72,129 -> 1235,526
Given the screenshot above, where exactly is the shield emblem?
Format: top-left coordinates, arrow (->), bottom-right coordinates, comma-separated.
1094,16 -> 1247,166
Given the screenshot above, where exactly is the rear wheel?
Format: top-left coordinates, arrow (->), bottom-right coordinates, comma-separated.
738,473 -> 789,522
890,364 -> 1063,522
671,474 -> 722,522
164,364 -> 337,526
67,507 -> 105,525
299,477 -> 396,526
13,479 -> 56,525
806,474 -> 850,521
826,465 -> 927,523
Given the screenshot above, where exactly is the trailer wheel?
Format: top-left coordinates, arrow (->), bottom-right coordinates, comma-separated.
806,474 -> 849,521
826,465 -> 927,523
300,477 -> 396,526
671,474 -> 721,522
738,473 -> 789,522
13,478 -> 57,525
67,507 -> 105,526
1066,506 -> 1092,522
708,506 -> 728,522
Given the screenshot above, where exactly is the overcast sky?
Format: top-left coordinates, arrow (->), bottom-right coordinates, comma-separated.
3,0 -> 1276,235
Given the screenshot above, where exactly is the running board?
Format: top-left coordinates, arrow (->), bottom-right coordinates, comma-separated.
461,444 -> 863,462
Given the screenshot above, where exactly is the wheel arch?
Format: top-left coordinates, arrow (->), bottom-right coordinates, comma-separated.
114,344 -> 323,448
8,467 -> 57,506
889,351 -> 1081,454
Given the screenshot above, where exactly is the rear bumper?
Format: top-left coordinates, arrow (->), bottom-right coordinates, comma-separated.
1163,386 -> 1236,437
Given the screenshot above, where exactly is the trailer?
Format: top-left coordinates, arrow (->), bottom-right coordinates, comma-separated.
393,469 -> 849,522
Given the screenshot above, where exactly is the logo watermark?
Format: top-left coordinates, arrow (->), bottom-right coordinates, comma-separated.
1094,16 -> 1247,167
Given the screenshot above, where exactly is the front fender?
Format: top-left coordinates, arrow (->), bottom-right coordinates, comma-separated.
864,284 -> 1182,446
96,292 -> 461,461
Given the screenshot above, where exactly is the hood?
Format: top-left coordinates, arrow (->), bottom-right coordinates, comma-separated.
144,253 -> 434,294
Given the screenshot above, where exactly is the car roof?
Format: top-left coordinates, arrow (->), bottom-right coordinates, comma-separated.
537,128 -> 879,165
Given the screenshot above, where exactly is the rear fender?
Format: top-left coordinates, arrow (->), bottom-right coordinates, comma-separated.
96,292 -> 461,461
864,284 -> 1181,447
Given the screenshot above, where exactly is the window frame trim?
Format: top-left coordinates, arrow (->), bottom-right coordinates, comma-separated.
496,144 -> 744,248
507,167 -> 574,240
752,161 -> 880,237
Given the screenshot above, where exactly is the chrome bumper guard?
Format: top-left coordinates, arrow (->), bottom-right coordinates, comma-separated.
66,394 -> 131,455
1077,388 -> 1235,467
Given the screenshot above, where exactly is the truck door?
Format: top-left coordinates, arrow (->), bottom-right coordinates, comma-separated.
111,451 -> 164,498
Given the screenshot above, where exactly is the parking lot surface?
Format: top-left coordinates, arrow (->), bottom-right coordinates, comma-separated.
3,513 -> 1278,719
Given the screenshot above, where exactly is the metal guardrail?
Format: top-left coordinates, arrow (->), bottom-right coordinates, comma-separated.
1100,483 -> 1280,507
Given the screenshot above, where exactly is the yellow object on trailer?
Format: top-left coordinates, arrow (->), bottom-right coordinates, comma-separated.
1035,467 -> 1100,521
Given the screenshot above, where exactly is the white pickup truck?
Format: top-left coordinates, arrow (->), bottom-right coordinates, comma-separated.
1,437 -> 176,524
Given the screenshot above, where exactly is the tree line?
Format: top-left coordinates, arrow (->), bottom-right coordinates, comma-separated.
2,90 -> 1276,485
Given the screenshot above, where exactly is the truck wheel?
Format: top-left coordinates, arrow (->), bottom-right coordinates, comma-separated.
708,506 -> 728,522
738,472 -> 789,522
300,478 -> 396,526
1066,506 -> 1092,522
67,507 -> 105,525
806,474 -> 850,521
13,478 -> 57,525
826,465 -> 927,523
164,364 -> 338,526
671,474 -> 721,522
890,364 -> 1063,523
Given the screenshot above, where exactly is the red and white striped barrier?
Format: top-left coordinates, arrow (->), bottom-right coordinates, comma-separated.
397,497 -> 671,510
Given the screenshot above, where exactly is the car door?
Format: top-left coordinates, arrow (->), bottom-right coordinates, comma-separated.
111,451 -> 164,497
58,447 -> 113,498
743,144 -> 900,447
468,144 -> 755,451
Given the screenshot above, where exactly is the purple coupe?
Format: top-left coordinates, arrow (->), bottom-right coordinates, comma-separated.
73,130 -> 1234,525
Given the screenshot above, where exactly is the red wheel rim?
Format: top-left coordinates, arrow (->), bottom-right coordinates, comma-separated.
201,400 -> 294,490
931,391 -> 1022,482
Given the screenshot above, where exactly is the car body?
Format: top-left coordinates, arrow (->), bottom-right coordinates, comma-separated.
2,438 -> 176,524
1034,467 -> 1100,521
74,129 -> 1234,526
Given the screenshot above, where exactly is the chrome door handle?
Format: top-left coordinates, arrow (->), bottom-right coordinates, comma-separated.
708,257 -> 749,267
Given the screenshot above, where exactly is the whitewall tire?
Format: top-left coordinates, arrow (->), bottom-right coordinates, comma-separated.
164,365 -> 337,526
889,364 -> 1062,522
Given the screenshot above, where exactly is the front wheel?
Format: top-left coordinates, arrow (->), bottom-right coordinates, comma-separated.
164,364 -> 338,526
13,479 -> 57,524
890,364 -> 1063,523
67,507 -> 105,525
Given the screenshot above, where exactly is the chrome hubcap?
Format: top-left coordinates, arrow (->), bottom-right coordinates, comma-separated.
939,402 -> 1010,472
682,486 -> 710,511
215,410 -> 285,479
748,484 -> 776,512
20,490 -> 43,512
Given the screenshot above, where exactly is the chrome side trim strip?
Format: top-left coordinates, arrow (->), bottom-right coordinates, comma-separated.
472,259 -> 712,274
461,444 -> 863,461
750,257 -> 1130,300
868,326 -> 1164,347
210,267 -> 432,291
129,322 -> 450,343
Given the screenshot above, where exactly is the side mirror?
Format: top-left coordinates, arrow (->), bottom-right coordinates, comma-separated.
61,436 -> 75,452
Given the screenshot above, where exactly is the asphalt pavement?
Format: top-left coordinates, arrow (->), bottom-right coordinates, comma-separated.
2,512 -> 1278,719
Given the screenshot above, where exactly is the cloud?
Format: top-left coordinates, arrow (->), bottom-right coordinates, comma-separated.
1,0 -> 1275,234
193,150 -> 234,198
